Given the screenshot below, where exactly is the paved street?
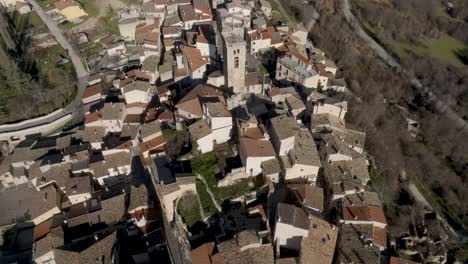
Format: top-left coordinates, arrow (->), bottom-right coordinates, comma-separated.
0,0 -> 88,133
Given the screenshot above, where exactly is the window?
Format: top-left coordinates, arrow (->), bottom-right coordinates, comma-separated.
234,57 -> 239,68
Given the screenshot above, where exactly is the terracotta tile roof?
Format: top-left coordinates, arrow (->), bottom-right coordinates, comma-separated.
290,51 -> 309,64
314,63 -> 328,77
390,257 -> 420,264
84,111 -> 102,124
300,216 -> 337,264
119,78 -> 133,88
303,185 -> 324,211
196,32 -> 208,44
193,0 -> 211,14
342,206 -> 387,225
82,83 -> 101,99
191,242 -> 222,264
174,66 -> 188,77
268,87 -> 281,97
136,20 -> 160,33
145,32 -> 160,44
179,4 -> 196,21
372,226 -> 387,249
54,0 -> 79,10
179,45 -> 208,71
139,135 -> 166,153
162,26 -> 180,36
158,110 -> 173,121
239,137 -> 275,157
241,127 -> 264,140
176,84 -> 224,117
99,34 -> 114,45
124,113 -> 143,124
126,102 -> 148,109
189,119 -> 211,140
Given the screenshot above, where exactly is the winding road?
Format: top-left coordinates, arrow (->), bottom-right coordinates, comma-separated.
0,0 -> 88,135
340,0 -> 468,135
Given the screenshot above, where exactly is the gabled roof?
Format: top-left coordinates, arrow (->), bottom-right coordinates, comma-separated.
290,129 -> 321,167
191,242 -> 222,264
179,4 -> 196,21
82,83 -> 102,99
179,45 -> 208,72
339,224 -> 381,263
299,216 -> 337,264
303,185 -> 324,211
276,203 -> 309,230
140,120 -> 162,140
128,184 -> 150,212
342,206 -> 387,225
239,137 -> 275,158
102,102 -> 125,120
139,135 -> 166,153
189,119 -> 212,140
84,111 -> 102,124
123,80 -> 151,93
176,84 -> 224,117
205,102 -> 231,117
269,115 -> 299,140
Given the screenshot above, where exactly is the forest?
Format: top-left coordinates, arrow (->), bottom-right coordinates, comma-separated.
0,9 -> 76,124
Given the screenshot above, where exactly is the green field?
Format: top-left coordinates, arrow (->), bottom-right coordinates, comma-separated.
177,194 -> 203,227
192,152 -> 263,207
391,34 -> 468,67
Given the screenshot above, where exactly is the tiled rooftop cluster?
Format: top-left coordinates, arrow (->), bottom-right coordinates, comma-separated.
0,0 -> 411,262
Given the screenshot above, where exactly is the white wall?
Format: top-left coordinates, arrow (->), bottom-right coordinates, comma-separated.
196,134 -> 214,154
314,103 -> 347,120
177,108 -> 202,120
245,156 -> 275,176
284,164 -> 319,183
327,153 -> 352,162
274,222 -> 309,252
278,136 -> 295,156
124,90 -> 150,104
207,75 -> 225,87
251,38 -> 271,54
190,64 -> 207,80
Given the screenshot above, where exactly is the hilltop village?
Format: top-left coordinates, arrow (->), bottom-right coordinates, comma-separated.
0,0 -> 423,263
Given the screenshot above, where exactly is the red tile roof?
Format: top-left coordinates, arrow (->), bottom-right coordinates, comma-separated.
342,206 -> 387,225
372,226 -> 387,249
85,111 -> 102,124
139,135 -> 166,153
179,45 -> 208,71
389,257 -> 420,264
241,127 -> 264,140
303,186 -> 324,211
158,110 -> 173,121
239,137 -> 275,157
82,83 -> 102,99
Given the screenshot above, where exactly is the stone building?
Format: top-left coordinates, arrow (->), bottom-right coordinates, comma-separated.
222,33 -> 246,94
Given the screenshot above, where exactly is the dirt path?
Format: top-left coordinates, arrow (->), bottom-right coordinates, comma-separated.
196,174 -> 221,212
